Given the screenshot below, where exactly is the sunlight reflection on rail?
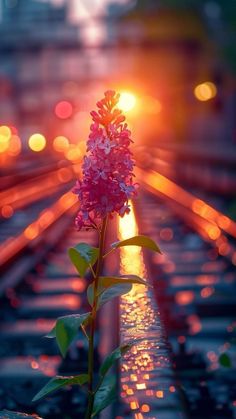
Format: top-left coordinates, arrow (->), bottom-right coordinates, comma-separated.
118,202 -> 180,418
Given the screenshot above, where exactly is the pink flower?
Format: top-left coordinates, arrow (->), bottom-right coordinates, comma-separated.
74,90 -> 138,230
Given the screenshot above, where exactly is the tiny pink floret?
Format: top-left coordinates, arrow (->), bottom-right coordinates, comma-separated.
74,90 -> 137,230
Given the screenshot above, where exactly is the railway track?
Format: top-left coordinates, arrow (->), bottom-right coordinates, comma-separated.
136,144 -> 236,197
0,168 -> 235,418
134,169 -> 236,419
0,165 -> 80,220
0,159 -> 75,191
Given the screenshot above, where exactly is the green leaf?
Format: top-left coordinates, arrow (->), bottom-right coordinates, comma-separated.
55,313 -> 90,357
0,411 -> 43,419
111,235 -> 161,253
87,281 -> 132,308
87,275 -> 148,308
45,326 -> 56,338
87,283 -> 94,307
92,376 -> 116,417
32,374 -> 89,402
219,353 -> 232,368
100,275 -> 150,288
99,343 -> 132,378
99,282 -> 133,306
68,243 -> 99,277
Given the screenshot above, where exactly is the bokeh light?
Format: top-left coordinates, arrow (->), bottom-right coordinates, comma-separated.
194,81 -> 217,101
8,135 -> 22,156
28,133 -> 46,152
53,135 -> 69,152
1,205 -> 14,218
54,100 -> 73,119
65,145 -> 82,162
0,125 -> 11,153
0,140 -> 10,153
0,125 -> 11,141
118,92 -> 136,112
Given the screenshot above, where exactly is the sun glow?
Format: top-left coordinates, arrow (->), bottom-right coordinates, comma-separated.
118,92 -> 137,112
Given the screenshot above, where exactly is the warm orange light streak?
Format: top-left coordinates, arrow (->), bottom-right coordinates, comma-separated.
24,224 -> 39,240
206,225 -> 221,240
0,167 -> 75,212
136,168 -> 236,263
39,210 -> 54,228
192,199 -> 235,237
0,191 -> 78,266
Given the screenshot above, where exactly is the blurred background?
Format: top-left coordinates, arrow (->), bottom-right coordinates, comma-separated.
0,1 -> 235,157
1,1 -> 236,418
1,0 -> 236,215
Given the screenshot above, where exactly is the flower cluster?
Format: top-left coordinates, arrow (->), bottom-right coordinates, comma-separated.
74,90 -> 137,230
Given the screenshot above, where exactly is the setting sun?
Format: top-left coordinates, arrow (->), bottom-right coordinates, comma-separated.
118,92 -> 136,112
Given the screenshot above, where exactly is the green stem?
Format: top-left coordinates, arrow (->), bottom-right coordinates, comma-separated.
85,217 -> 108,419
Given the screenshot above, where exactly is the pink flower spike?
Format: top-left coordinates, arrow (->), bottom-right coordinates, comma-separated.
73,91 -> 138,230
